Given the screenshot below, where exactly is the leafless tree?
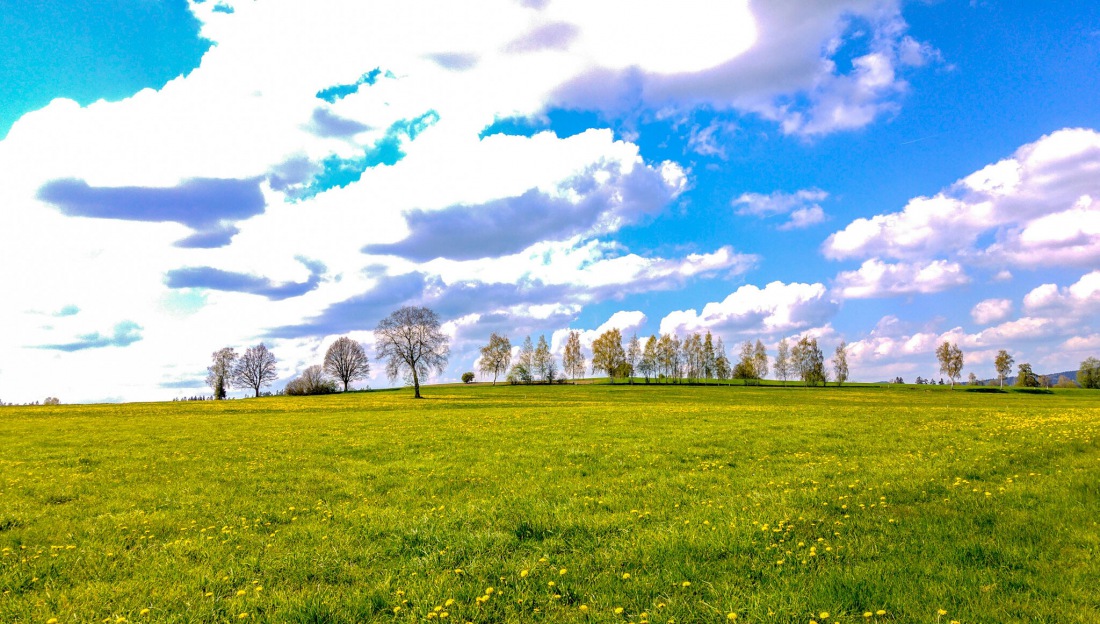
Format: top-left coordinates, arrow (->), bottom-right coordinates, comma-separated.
206,347 -> 237,400
233,343 -> 278,397
479,333 -> 512,385
375,306 -> 450,398
285,365 -> 337,395
324,336 -> 371,392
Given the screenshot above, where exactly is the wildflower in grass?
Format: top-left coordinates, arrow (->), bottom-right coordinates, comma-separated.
622,572 -> 631,580
864,613 -> 872,618
140,609 -> 150,616
876,610 -> 886,616
547,581 -> 555,587
393,607 -> 401,614
579,605 -> 588,612
48,619 -> 58,624
614,607 -> 624,614
521,569 -> 529,577
681,581 -> 691,587
820,612 -> 830,619
237,614 -> 249,620
236,590 -> 246,596
445,599 -> 455,607
485,587 -> 494,595
727,613 -> 738,620
559,568 -> 567,575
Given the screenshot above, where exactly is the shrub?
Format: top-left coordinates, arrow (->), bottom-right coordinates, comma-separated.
285,365 -> 338,396
461,372 -> 475,384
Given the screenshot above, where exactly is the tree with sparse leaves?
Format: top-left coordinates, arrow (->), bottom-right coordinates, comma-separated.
534,335 -> 556,383
232,343 -> 278,398
206,347 -> 237,400
374,306 -> 450,399
994,349 -> 1014,389
323,336 -> 370,392
734,340 -> 758,385
639,335 -> 658,383
285,365 -> 337,396
936,341 -> 964,389
791,336 -> 826,386
833,341 -> 849,386
625,333 -> 641,384
478,333 -> 512,385
774,338 -> 791,386
968,372 -> 978,386
753,339 -> 768,381
562,331 -> 586,382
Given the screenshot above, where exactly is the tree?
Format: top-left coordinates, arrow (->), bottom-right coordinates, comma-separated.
591,328 -> 626,383
461,372 -> 475,384
625,334 -> 641,384
1055,375 -> 1079,389
968,372 -> 978,386
833,341 -> 849,386
561,331 -> 586,382
1079,357 -> 1100,389
534,335 -> 556,383
734,341 -> 758,385
206,347 -> 238,400
639,335 -> 658,383
936,341 -> 964,389
753,339 -> 769,381
374,306 -> 450,399
511,336 -> 535,384
285,365 -> 337,396
232,343 -> 278,398
478,333 -> 512,385
323,336 -> 370,392
994,350 -> 1014,389
702,332 -> 717,381
791,337 -> 826,386
774,338 -> 791,386
715,351 -> 732,386
1015,363 -> 1039,388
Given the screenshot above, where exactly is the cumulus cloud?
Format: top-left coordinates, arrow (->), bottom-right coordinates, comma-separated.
825,128 -> 1100,268
971,298 -> 1013,325
1022,270 -> 1100,317
659,281 -> 837,336
833,259 -> 969,299
733,188 -> 828,229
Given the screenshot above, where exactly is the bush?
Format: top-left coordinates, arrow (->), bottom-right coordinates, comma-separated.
461,372 -> 475,384
43,397 -> 60,406
285,365 -> 338,396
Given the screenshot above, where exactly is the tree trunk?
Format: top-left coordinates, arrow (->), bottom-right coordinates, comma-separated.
412,367 -> 421,398
254,386 -> 260,398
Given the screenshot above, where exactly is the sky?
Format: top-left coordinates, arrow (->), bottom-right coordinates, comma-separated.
1,0 -> 1099,403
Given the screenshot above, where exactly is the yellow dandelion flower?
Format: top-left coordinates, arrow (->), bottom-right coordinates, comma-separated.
393,607 -> 401,614
559,568 -> 567,575
622,572 -> 631,580
876,610 -> 886,616
48,620 -> 59,624
547,581 -> 555,587
615,607 -> 624,614
140,609 -> 150,616
938,610 -> 948,616
445,599 -> 455,607
485,587 -> 494,595
820,613 -> 830,619
237,590 -> 246,596
579,605 -> 588,613
727,613 -> 738,621
520,569 -> 529,578
681,581 -> 691,588
864,613 -> 872,618
237,614 -> 249,620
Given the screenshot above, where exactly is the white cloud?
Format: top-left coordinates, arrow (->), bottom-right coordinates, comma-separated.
733,188 -> 829,229
971,298 -> 1013,325
659,281 -> 837,337
1022,270 -> 1100,317
834,259 -> 969,299
824,128 -> 1100,268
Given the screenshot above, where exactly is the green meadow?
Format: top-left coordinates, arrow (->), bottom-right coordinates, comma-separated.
1,384 -> 1098,624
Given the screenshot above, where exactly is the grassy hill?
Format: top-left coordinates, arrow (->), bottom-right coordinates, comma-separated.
1,384 -> 1098,623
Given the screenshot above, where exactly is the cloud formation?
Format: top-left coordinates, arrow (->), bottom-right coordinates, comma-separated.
733,188 -> 829,229
35,321 -> 143,352
660,281 -> 837,336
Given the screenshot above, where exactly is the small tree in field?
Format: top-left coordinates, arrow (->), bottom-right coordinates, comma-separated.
374,306 -> 450,399
591,328 -> 626,383
534,335 -> 556,383
478,333 -> 512,385
562,331 -> 586,382
461,372 -> 475,384
774,338 -> 791,386
833,341 -> 849,386
233,343 -> 278,397
936,341 -> 964,389
285,365 -> 337,396
1079,357 -> 1100,389
1015,363 -> 1040,388
994,349 -> 1014,389
791,337 -> 826,386
206,347 -> 237,400
324,336 -> 370,392
625,333 -> 641,384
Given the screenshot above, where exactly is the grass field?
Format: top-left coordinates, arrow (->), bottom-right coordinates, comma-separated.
1,383 -> 1099,624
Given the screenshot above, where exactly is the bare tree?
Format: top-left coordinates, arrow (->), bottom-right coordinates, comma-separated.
562,331 -> 586,381
232,343 -> 278,398
324,336 -> 370,392
775,338 -> 791,386
206,347 -> 237,400
936,341 -> 964,389
479,333 -> 512,385
374,306 -> 450,399
833,341 -> 849,386
591,328 -> 626,383
994,349 -> 1014,389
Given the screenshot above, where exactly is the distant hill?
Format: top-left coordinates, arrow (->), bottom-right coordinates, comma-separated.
978,370 -> 1079,387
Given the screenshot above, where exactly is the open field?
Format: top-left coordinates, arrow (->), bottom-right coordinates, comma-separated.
2,384 -> 1099,623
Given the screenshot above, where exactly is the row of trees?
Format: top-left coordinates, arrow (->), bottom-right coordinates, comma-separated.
933,343 -> 1099,390
478,329 -> 850,387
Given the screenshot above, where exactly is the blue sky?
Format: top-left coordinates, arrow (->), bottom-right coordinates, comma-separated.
1,0 -> 1099,402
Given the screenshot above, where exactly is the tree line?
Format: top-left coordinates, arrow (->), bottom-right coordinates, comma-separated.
479,329 -> 850,387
